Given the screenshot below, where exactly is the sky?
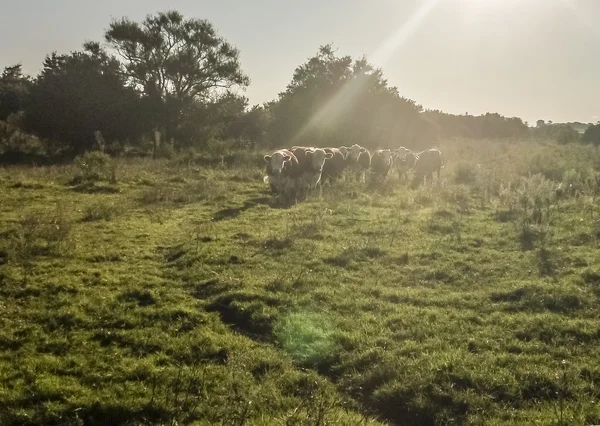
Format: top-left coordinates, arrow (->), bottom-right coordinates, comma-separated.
1,0 -> 598,125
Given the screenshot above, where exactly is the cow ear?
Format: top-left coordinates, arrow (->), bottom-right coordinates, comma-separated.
325,153 -> 333,159
361,148 -> 366,153
264,155 -> 271,162
283,155 -> 291,161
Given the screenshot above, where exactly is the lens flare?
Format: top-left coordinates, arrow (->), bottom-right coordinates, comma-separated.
274,312 -> 336,366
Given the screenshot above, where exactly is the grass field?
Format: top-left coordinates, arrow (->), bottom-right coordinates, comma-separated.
1,138 -> 600,425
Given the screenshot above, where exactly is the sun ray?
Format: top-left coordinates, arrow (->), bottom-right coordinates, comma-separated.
289,0 -> 441,146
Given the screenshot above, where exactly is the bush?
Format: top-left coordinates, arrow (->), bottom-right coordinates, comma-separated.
453,162 -> 478,185
8,206 -> 74,282
73,151 -> 113,183
556,127 -> 580,144
0,118 -> 47,164
582,124 -> 600,145
153,143 -> 175,160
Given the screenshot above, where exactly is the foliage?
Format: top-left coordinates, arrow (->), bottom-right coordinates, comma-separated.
175,91 -> 250,149
72,150 -> 114,183
0,115 -> 46,163
24,44 -> 145,155
423,110 -> 529,140
104,10 -> 250,143
0,64 -> 32,121
582,123 -> 600,145
532,122 -> 581,144
266,44 -> 432,149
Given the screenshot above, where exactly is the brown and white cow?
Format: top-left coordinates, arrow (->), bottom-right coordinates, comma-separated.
370,149 -> 394,181
393,147 -> 416,181
292,146 -> 333,193
410,148 -> 444,188
264,149 -> 300,202
341,144 -> 371,182
321,147 -> 347,185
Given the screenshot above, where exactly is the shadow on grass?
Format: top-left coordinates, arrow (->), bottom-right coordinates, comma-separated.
212,196 -> 271,221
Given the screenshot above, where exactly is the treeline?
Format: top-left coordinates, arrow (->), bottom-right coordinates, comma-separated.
1,10 -> 599,164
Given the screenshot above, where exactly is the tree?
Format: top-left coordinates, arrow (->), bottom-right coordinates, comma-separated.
0,64 -> 31,121
176,91 -> 249,147
536,119 -> 545,128
555,125 -> 580,144
24,44 -> 145,155
104,10 -> 250,143
581,124 -> 600,145
266,44 -> 425,149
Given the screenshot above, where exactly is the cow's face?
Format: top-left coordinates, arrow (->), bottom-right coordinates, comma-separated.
307,149 -> 333,171
393,147 -> 410,162
264,152 -> 291,174
394,147 -> 410,159
339,146 -> 349,158
348,144 -> 366,161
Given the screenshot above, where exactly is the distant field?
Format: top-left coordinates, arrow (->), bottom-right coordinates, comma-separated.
1,138 -> 600,426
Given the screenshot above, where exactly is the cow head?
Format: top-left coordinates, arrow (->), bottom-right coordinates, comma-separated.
348,144 -> 366,161
306,148 -> 333,172
264,151 -> 292,175
394,147 -> 411,160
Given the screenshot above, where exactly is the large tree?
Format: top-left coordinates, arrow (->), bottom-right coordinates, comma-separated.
104,10 -> 250,144
25,43 -> 145,155
266,45 -> 429,149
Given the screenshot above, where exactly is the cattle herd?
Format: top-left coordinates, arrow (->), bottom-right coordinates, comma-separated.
263,144 -> 444,205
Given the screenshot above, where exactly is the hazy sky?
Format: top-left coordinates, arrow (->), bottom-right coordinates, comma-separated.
1,0 -> 598,125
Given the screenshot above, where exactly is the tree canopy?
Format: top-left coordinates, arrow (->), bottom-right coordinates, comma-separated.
266,45 -> 430,149
103,10 -> 250,142
582,123 -> 600,145
0,64 -> 31,121
24,45 -> 145,154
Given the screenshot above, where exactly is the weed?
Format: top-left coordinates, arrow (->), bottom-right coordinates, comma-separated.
81,200 -> 121,222
72,150 -> 113,183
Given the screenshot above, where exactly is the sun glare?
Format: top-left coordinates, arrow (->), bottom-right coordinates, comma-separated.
289,0 -> 441,145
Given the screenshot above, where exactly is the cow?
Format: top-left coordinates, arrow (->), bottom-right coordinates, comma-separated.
410,148 -> 444,188
393,148 -> 417,182
292,147 -> 333,197
321,147 -> 347,185
263,149 -> 300,204
370,149 -> 394,182
341,144 -> 371,182
338,146 -> 350,159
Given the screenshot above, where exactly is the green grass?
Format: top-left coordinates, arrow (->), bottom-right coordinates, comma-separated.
1,139 -> 600,425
